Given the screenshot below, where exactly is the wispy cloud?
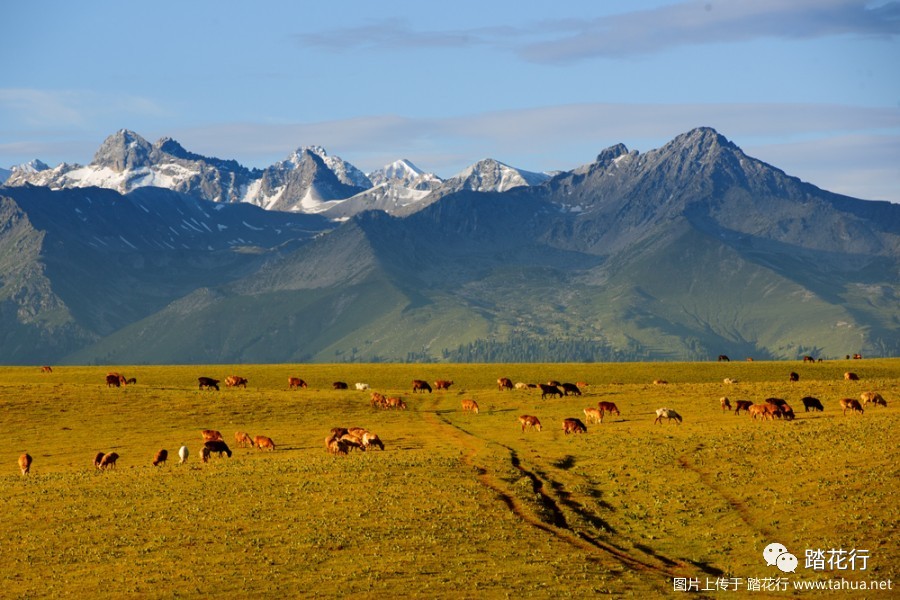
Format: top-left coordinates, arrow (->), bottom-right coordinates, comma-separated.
0,88 -> 167,131
294,1 -> 900,63
521,0 -> 900,63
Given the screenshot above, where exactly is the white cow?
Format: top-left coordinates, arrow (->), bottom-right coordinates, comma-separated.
654,408 -> 683,425
355,382 -> 370,391
178,445 -> 189,464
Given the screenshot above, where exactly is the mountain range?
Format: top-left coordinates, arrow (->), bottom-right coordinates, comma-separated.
1,127 -> 897,364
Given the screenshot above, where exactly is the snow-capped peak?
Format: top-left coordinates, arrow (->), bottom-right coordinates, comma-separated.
368,159 -> 443,190
11,159 -> 51,174
446,158 -> 550,193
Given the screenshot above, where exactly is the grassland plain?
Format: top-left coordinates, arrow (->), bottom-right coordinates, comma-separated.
2,360 -> 897,599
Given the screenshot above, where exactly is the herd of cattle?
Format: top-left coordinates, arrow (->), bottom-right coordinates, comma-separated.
14,366 -> 892,475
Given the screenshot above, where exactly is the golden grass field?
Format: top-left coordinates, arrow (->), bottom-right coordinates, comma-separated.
2,359 -> 898,598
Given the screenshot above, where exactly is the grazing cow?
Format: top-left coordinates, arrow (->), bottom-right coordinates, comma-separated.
803,355 -> 815,363
547,380 -> 562,387
18,453 -> 32,475
723,378 -> 737,385
370,392 -> 387,408
561,383 -> 582,396
518,415 -> 542,432
764,404 -> 784,419
497,377 -> 514,391
653,379 -> 668,385
198,377 -> 220,391
860,392 -> 887,408
106,374 -> 121,388
733,400 -> 754,415
538,383 -> 563,399
720,397 -> 732,411
40,366 -> 53,373
201,429 -> 224,442
853,353 -> 862,360
412,380 -> 432,393
152,449 -> 168,467
583,407 -> 602,424
789,372 -> 799,382
654,408 -> 683,424
562,418 -> 588,434
801,396 -> 824,412
840,398 -> 864,416
235,431 -> 255,448
434,380 -> 454,390
288,377 -> 308,389
844,372 -> 859,381
254,436 -> 275,451
93,452 -> 105,469
332,381 -> 349,390
514,382 -> 529,390
362,432 -> 384,451
355,382 -> 370,391
200,447 -> 211,463
326,434 -> 350,456
718,355 -> 730,362
99,452 -> 119,469
339,434 -> 364,452
330,427 -> 350,439
178,445 -> 189,464
746,357 -> 754,362
225,376 -> 248,388
780,403 -> 796,421
748,405 -> 772,420
461,399 -> 480,414
125,377 -> 136,385
765,397 -> 788,408
597,401 -> 621,419
203,440 -> 232,458
385,397 -> 407,410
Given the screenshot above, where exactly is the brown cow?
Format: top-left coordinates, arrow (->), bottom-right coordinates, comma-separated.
434,380 -> 454,390
18,453 -> 32,475
93,451 -> 105,469
860,392 -> 886,408
235,431 -> 255,448
326,434 -> 350,456
597,401 -> 621,419
853,353 -> 862,359
803,355 -> 815,363
288,377 -> 308,389
764,404 -> 783,419
519,415 -> 542,432
385,397 -> 407,410
718,355 -> 730,362
412,380 -> 432,393
497,377 -> 513,391
733,400 -> 754,415
748,405 -> 771,420
583,407 -> 602,424
844,372 -> 859,381
539,383 -> 563,399
152,449 -> 168,466
461,399 -> 480,414
562,418 -> 587,434
225,375 -> 248,388
254,436 -> 275,451
720,397 -> 732,411
653,379 -> 668,385
789,372 -> 799,382
201,429 -> 224,442
201,447 -> 211,463
99,452 -> 119,469
370,392 -> 387,408
840,398 -> 864,416
40,366 -> 52,373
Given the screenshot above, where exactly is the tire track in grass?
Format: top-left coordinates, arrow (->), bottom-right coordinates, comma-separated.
419,396 -> 683,578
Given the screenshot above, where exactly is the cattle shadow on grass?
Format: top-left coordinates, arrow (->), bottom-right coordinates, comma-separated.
551,455 -> 576,470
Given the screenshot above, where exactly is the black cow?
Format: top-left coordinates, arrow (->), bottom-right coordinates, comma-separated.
198,377 -> 220,391
539,383 -> 563,399
560,382 -> 581,396
801,396 -> 824,412
203,440 -> 232,458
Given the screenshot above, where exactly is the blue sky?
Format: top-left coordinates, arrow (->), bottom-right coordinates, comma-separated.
2,0 -> 898,201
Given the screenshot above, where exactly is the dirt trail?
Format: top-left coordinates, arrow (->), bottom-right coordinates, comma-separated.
419,396 -> 687,578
